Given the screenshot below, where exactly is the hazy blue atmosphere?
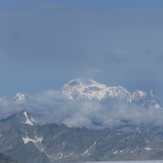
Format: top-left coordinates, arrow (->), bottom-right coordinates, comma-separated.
0,0 -> 163,101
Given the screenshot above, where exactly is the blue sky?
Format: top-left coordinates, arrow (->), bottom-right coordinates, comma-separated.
0,0 -> 163,102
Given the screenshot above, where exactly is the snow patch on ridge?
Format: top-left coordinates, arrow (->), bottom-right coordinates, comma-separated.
144,147 -> 152,151
22,132 -> 43,145
23,111 -> 36,126
82,142 -> 96,156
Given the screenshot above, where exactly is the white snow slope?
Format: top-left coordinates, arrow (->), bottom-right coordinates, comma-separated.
61,78 -> 147,102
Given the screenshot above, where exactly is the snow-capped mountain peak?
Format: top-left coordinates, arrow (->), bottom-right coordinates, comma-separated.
12,93 -> 31,101
60,78 -> 161,108
66,78 -> 106,88
135,90 -> 147,97
61,78 -> 130,100
128,90 -> 147,102
0,110 -> 36,126
60,78 -> 105,100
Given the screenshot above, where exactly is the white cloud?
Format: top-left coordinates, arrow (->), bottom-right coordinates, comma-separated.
63,113 -> 92,128
0,90 -> 163,130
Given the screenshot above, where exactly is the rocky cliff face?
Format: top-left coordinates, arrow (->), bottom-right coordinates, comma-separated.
0,153 -> 19,163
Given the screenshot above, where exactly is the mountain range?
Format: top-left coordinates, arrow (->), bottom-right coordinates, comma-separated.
0,79 -> 163,162
0,78 -> 161,109
1,110 -> 163,163
0,78 -> 162,133
60,78 -> 161,109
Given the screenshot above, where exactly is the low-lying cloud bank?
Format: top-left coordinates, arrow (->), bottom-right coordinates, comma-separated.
0,90 -> 163,129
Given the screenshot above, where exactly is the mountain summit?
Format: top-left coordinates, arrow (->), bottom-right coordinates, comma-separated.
12,93 -> 31,101
0,110 -> 36,127
60,78 -> 161,108
60,78 -> 130,100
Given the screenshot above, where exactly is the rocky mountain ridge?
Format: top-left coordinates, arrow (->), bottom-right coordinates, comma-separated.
1,111 -> 163,163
